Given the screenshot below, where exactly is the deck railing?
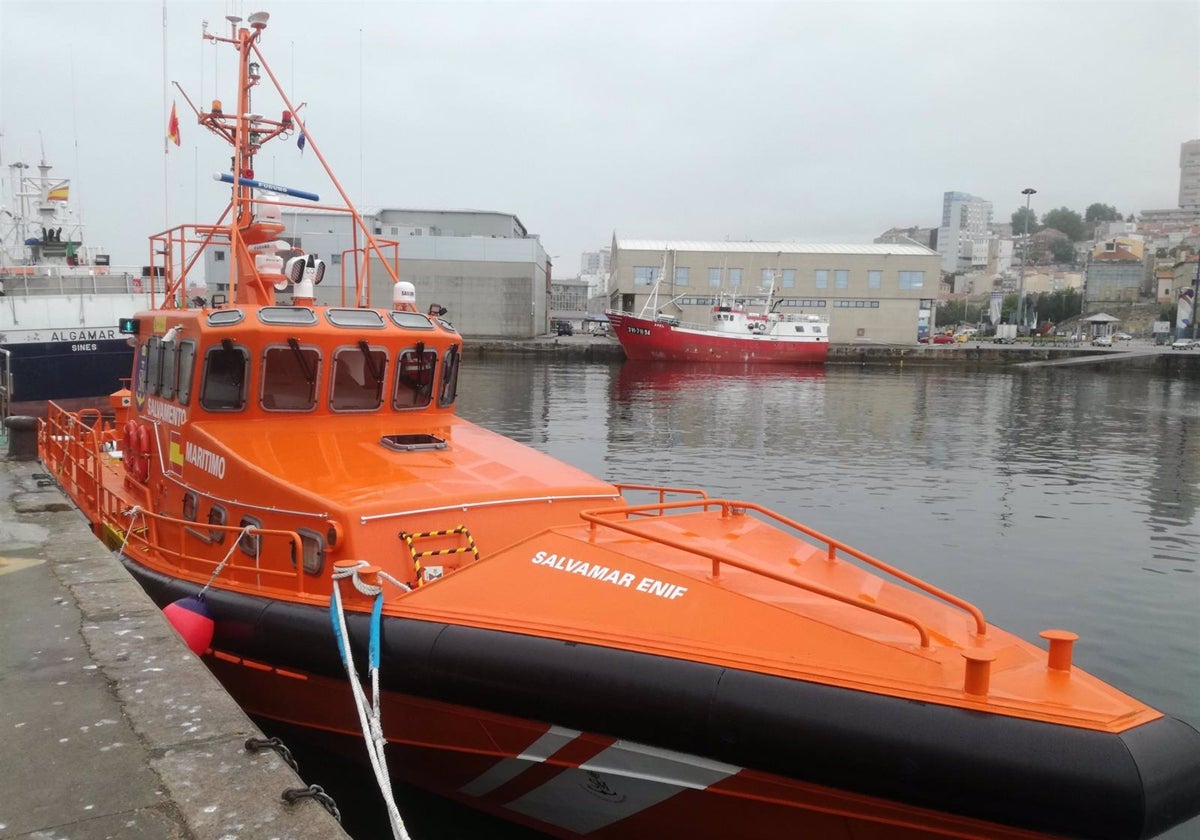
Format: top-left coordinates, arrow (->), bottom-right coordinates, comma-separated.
581,497 -> 989,647
38,403 -> 311,596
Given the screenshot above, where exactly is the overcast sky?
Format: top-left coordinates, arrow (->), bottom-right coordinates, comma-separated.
2,0 -> 1198,276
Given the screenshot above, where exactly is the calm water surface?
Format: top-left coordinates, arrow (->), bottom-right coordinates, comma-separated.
292,358 -> 1200,839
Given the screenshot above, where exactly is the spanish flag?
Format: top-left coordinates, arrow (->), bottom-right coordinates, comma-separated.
168,101 -> 181,147
47,184 -> 69,202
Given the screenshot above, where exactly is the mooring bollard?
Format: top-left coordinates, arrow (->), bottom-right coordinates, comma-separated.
4,415 -> 38,461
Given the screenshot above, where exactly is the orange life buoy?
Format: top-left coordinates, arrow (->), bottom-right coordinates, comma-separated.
122,421 -> 137,462
134,424 -> 152,482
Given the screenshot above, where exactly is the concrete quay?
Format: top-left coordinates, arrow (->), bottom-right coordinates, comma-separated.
470,333 -> 1200,370
0,449 -> 350,840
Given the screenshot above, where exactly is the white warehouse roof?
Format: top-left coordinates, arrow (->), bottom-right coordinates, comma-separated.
616,239 -> 936,257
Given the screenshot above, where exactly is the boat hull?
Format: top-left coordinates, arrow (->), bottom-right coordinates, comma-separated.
0,290 -> 144,404
606,312 -> 827,364
123,558 -> 1200,840
1,335 -> 131,403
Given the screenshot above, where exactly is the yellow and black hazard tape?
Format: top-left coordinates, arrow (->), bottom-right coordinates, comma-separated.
400,527 -> 480,586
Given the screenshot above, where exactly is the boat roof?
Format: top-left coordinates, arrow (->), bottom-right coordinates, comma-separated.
615,239 -> 937,257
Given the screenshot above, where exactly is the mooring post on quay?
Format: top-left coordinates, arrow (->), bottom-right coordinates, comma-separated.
4,414 -> 37,460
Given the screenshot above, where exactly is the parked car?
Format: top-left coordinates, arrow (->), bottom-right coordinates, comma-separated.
1091,335 -> 1113,347
554,320 -> 574,336
1171,338 -> 1197,350
1114,332 -> 1132,342
932,334 -> 955,345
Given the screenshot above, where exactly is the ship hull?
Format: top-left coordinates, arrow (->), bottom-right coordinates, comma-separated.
123,558 -> 1200,840
606,312 -> 827,364
0,290 -> 144,404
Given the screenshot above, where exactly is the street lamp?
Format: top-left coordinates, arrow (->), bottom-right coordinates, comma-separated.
1017,187 -> 1037,331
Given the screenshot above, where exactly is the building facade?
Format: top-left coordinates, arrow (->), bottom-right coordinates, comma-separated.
215,207 -> 553,338
936,191 -> 993,275
608,239 -> 940,345
1180,139 -> 1200,211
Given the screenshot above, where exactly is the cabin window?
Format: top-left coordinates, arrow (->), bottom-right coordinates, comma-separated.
176,341 -> 196,405
207,505 -> 227,544
160,338 -> 178,400
182,490 -> 199,521
437,344 -> 461,408
331,342 -> 387,411
389,311 -> 435,330
136,341 -> 150,395
262,340 -> 321,411
147,337 -> 165,396
795,325 -> 806,333
326,308 -> 385,329
200,341 -> 249,411
393,345 -> 437,409
293,528 -> 325,575
238,515 -> 263,558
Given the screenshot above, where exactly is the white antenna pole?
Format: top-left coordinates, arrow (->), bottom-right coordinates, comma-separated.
162,0 -> 170,229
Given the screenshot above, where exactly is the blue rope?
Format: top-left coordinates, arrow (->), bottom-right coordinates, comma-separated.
369,592 -> 383,670
329,590 -> 348,666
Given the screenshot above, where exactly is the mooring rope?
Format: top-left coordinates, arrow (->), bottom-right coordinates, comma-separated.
330,562 -> 410,840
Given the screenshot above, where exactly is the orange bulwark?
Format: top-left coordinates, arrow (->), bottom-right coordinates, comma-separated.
36,10 -> 1200,840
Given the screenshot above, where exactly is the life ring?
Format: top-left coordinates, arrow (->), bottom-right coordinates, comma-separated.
123,422 -> 151,483
134,424 -> 152,481
122,421 -> 137,463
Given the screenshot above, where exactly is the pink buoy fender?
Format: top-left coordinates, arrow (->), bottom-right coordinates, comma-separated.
163,595 -> 214,655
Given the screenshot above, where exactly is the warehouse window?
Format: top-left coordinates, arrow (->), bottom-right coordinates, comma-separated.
815,269 -> 829,289
868,270 -> 882,289
634,266 -> 660,286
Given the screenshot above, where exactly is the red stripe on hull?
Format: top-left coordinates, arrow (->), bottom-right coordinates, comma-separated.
607,313 -> 827,364
207,655 -> 1056,840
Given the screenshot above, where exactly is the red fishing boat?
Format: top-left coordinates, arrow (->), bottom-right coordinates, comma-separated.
38,11 -> 1200,840
606,279 -> 828,364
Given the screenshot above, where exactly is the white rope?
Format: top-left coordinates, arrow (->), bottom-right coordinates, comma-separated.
330,565 -> 410,840
118,506 -> 145,556
199,525 -> 254,596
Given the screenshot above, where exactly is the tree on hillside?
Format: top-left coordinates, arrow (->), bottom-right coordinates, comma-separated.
1012,206 -> 1039,235
1084,203 -> 1122,240
1049,238 -> 1077,264
1035,288 -> 1082,325
1041,207 -> 1085,241
1085,203 -> 1121,223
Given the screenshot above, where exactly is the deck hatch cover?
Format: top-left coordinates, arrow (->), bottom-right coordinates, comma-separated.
381,433 -> 447,452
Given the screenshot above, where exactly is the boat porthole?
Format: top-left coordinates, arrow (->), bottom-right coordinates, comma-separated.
207,505 -> 227,544
182,491 -> 199,521
326,521 -> 343,552
238,515 -> 263,557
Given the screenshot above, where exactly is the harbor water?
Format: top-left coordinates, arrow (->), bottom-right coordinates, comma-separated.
281,357 -> 1200,840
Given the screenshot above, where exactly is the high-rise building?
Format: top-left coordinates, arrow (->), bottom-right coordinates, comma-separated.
1179,139 -> 1200,211
936,191 -> 993,275
580,247 -> 612,296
